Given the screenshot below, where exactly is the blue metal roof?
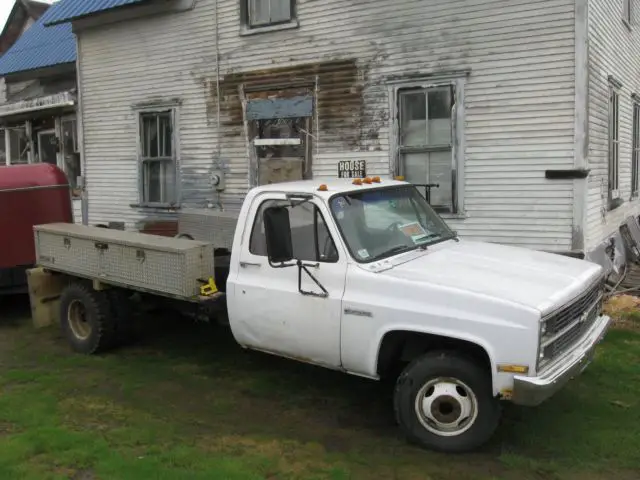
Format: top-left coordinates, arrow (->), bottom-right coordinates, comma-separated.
0,14 -> 76,76
42,0 -> 149,26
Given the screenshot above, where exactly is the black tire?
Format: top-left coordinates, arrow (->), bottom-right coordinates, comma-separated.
105,289 -> 138,347
59,282 -> 117,355
393,350 -> 501,454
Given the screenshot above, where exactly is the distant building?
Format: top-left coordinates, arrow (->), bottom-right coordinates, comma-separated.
0,0 -> 81,222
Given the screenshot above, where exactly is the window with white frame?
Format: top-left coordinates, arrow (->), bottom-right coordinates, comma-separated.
397,85 -> 457,213
138,109 -> 178,206
633,100 -> 640,198
608,82 -> 620,205
244,0 -> 295,28
624,0 -> 632,25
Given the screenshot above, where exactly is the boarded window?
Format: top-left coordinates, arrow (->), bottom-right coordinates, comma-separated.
138,110 -> 177,206
398,86 -> 455,213
247,93 -> 313,186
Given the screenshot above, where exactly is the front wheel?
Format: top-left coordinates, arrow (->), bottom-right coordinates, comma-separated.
393,350 -> 501,453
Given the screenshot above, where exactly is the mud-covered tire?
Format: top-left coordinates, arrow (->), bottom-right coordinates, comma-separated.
59,282 -> 117,354
394,350 -> 501,454
105,289 -> 137,347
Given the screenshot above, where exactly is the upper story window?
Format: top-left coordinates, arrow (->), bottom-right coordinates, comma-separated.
242,0 -> 298,33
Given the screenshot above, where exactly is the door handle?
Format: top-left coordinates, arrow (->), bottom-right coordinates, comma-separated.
240,261 -> 261,268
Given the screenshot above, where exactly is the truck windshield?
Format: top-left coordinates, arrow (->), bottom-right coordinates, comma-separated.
329,185 -> 455,263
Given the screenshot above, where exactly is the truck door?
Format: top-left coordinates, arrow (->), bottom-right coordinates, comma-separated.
231,194 -> 346,369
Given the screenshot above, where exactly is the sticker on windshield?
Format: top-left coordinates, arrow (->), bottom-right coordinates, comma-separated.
357,248 -> 370,259
399,222 -> 429,244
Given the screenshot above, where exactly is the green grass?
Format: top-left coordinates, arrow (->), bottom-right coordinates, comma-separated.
0,296 -> 639,480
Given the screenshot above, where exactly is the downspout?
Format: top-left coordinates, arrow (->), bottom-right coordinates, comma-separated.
213,0 -> 223,210
572,0 -> 589,252
75,32 -> 89,225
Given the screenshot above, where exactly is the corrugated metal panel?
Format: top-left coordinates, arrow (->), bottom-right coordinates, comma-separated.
0,16 -> 75,75
42,0 -> 149,26
78,0 -> 577,251
585,0 -> 640,250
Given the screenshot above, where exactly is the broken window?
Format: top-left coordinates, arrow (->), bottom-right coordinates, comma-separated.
608,81 -> 620,205
246,93 -> 313,186
61,116 -> 81,195
398,85 -> 455,213
7,125 -> 29,164
0,129 -> 5,165
246,0 -> 294,28
138,110 -> 177,206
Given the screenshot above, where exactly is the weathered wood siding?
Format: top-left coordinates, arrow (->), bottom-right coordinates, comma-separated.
78,0 -> 577,251
585,0 -> 640,251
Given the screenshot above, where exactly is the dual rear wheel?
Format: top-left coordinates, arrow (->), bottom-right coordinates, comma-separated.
59,282 -> 136,354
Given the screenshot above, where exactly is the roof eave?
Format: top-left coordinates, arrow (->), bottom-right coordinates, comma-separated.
0,61 -> 76,81
44,0 -> 156,27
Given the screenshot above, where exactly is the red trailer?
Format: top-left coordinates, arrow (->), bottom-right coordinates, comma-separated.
0,163 -> 73,294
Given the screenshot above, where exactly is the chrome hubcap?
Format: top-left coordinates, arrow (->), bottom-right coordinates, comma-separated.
414,377 -> 478,437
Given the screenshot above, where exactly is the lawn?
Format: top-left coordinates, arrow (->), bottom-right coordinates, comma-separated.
0,294 -> 638,480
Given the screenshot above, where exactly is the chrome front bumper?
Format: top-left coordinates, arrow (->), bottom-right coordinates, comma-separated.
511,313 -> 612,407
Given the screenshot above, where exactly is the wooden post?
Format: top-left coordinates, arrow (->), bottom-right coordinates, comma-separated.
26,267 -> 65,328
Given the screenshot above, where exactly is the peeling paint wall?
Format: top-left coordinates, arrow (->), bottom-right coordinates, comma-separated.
77,0 -> 578,251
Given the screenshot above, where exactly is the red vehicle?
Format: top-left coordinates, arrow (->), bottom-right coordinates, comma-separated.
0,163 -> 73,294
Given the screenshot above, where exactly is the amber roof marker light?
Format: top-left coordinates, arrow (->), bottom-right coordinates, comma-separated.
317,184 -> 328,191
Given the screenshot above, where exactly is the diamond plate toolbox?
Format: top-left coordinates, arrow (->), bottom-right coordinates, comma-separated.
34,223 -> 214,299
177,209 -> 239,250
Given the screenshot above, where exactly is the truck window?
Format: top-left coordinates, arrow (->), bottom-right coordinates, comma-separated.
249,200 -> 339,263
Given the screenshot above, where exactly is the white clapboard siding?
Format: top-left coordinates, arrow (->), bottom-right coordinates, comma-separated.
585,0 -> 640,250
78,0 -> 577,251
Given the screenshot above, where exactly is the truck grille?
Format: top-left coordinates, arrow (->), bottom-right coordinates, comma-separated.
540,278 -> 604,364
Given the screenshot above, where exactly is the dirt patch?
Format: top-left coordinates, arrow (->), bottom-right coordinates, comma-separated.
604,295 -> 640,332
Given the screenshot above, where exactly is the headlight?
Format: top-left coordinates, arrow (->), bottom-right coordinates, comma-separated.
537,318 -> 550,371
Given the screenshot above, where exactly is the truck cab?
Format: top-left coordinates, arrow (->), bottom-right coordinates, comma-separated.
0,163 -> 73,295
225,177 -> 611,453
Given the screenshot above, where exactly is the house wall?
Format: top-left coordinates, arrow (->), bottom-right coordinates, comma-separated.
77,0 -> 578,251
585,0 -> 640,271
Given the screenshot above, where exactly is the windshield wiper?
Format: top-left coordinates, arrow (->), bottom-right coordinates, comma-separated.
376,244 -> 415,260
414,233 -> 440,244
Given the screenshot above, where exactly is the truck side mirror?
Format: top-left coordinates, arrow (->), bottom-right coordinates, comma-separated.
264,206 -> 294,264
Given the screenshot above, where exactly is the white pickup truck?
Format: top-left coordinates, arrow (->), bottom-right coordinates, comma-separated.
28,177 -> 611,454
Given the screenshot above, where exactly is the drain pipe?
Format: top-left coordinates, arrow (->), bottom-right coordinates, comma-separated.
75,34 -> 89,225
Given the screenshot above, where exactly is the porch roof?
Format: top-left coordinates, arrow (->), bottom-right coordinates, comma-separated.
0,90 -> 76,120
0,14 -> 76,76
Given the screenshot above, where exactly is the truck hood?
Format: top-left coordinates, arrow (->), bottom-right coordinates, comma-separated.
371,240 -> 603,313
